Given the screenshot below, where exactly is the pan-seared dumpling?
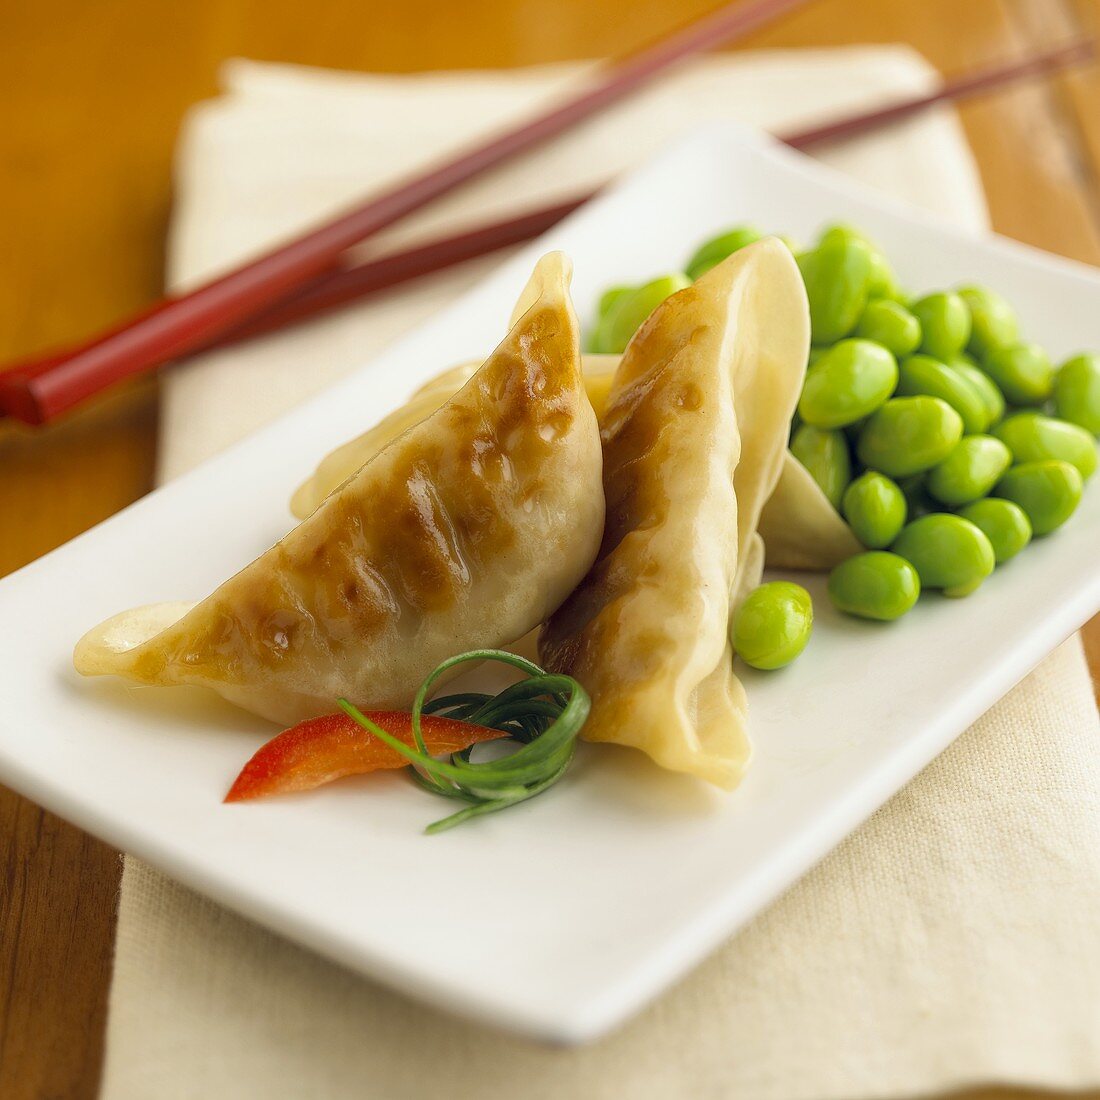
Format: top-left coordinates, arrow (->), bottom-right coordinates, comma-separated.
74,253 -> 604,725
290,355 -> 859,570
540,239 -> 809,788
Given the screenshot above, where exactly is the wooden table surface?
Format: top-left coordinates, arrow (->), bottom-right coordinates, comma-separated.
2,0 -> 1099,1096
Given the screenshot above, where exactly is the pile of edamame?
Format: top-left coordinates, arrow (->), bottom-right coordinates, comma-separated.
589,224 -> 1100,671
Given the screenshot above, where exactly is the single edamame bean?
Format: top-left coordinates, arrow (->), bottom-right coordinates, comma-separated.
791,424 -> 852,509
926,434 -> 1012,505
992,412 -> 1097,479
957,498 -> 1032,563
896,354 -> 989,434
911,292 -> 972,361
818,225 -> 900,300
685,226 -> 762,280
981,342 -> 1053,406
827,551 -> 921,621
1054,352 -> 1100,435
798,339 -> 898,428
950,358 -> 1006,427
891,513 -> 995,597
957,286 -> 1019,357
842,471 -> 907,548
857,396 -> 964,478
797,234 -> 874,344
597,273 -> 692,354
995,460 -> 1083,536
732,581 -> 813,670
854,299 -> 922,357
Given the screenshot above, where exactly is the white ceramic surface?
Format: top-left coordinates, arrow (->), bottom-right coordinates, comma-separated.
2,126 -> 1099,1043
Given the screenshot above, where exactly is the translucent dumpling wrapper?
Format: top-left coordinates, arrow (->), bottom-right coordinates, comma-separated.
74,252 -> 605,725
539,238 -> 809,788
290,356 -> 859,572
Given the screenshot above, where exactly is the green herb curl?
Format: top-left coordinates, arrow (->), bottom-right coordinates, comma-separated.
338,649 -> 588,834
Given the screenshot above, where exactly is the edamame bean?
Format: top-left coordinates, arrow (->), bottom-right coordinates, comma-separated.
842,471 -> 907,548
992,412 -> 1097,479
854,299 -> 922,357
926,434 -> 1012,505
957,498 -> 1032,563
981,342 -> 1053,406
597,273 -> 692,354
994,459 -> 1083,536
950,358 -> 1006,427
857,396 -> 964,478
827,552 -> 921,621
791,424 -> 852,509
798,339 -> 898,428
896,354 -> 989,434
911,292 -> 972,361
891,513 -> 996,597
685,226 -> 762,280
732,581 -> 813,670
797,234 -> 874,344
818,225 -> 899,300
957,286 -> 1019,357
1054,352 -> 1100,435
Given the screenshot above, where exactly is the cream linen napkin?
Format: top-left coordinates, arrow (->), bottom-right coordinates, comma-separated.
101,50 -> 1100,1099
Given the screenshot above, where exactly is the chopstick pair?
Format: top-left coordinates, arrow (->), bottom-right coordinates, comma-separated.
1,10 -> 1093,425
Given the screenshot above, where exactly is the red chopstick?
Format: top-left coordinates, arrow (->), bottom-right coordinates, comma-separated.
181,36 -> 1100,352
4,34 -> 1093,423
0,0 -> 813,425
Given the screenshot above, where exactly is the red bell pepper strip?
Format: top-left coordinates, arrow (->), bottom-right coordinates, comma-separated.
225,710 -> 505,803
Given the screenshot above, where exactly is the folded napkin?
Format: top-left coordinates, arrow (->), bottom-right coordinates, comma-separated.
101,51 -> 1100,1099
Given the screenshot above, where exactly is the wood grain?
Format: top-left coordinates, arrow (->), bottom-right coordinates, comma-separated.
0,1 -> 1097,1096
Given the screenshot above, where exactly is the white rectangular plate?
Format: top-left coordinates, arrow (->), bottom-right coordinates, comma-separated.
2,126 -> 1099,1044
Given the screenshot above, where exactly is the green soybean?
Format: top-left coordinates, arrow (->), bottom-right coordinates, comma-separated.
1054,352 -> 1100,436
857,396 -> 964,478
798,339 -> 898,428
732,581 -> 814,670
818,225 -> 899,300
926,435 -> 1012,506
911,292 -> 972,361
842,471 -> 907,548
950,358 -> 1006,427
797,234 -> 874,344
981,342 -> 1053,406
827,551 -> 921,621
957,498 -> 1032,564
854,299 -> 922,357
891,513 -> 996,598
597,273 -> 692,354
896,354 -> 990,434
685,226 -> 762,280
791,424 -> 852,509
992,412 -> 1097,479
957,285 -> 1019,357
995,460 -> 1083,536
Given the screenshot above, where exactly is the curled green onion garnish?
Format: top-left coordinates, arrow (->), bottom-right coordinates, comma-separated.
337,649 -> 589,834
